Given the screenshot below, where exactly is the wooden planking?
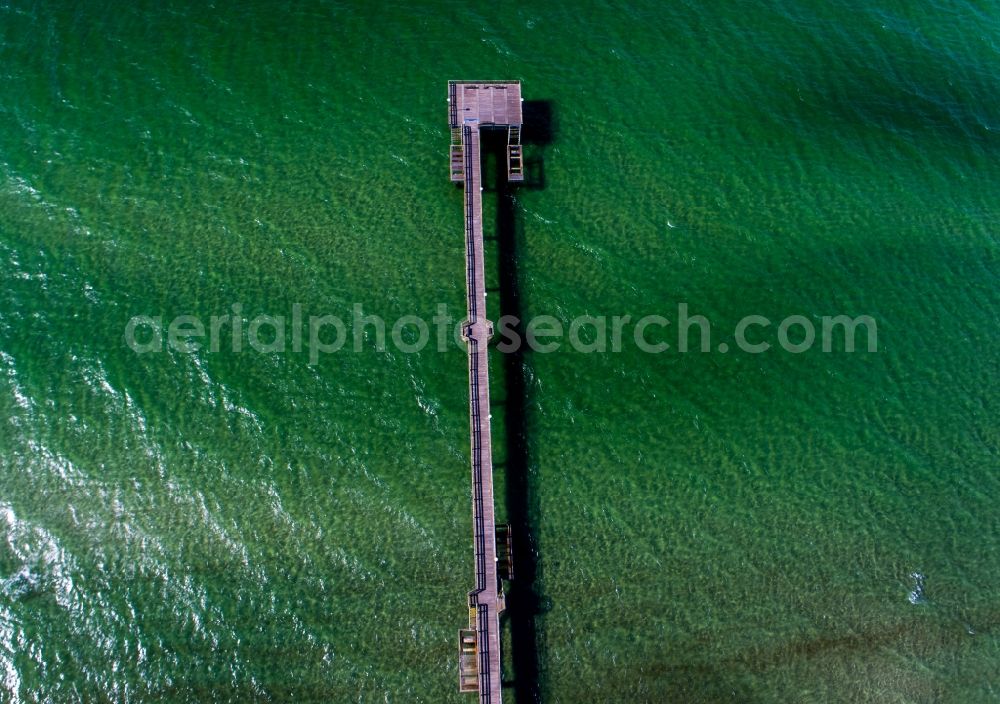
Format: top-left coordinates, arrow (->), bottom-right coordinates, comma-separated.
450,81 -> 525,704
462,126 -> 503,704
449,81 -> 522,127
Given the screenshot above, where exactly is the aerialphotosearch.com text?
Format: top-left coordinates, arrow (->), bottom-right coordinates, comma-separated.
124,303 -> 878,364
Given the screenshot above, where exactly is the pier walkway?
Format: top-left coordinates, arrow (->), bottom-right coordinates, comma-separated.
448,81 -> 523,704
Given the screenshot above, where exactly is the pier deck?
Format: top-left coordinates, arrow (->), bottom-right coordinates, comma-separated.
448,81 -> 523,704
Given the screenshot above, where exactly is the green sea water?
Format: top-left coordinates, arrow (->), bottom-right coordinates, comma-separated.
1,1 -> 999,702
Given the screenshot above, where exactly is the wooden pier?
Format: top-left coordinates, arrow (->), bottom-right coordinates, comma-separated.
449,80 -> 523,704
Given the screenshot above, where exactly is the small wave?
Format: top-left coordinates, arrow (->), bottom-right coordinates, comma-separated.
0,504 -> 75,608
0,351 -> 32,412
0,566 -> 40,601
1,164 -> 93,238
907,571 -> 928,605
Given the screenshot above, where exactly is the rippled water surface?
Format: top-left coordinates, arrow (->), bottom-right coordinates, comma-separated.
1,1 -> 998,701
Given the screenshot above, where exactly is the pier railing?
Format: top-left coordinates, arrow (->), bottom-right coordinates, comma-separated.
451,81 -> 523,704
469,339 -> 487,593
464,126 -> 479,325
463,125 -> 487,593
476,603 -> 492,703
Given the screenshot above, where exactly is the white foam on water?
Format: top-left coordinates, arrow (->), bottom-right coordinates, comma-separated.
0,602 -> 23,703
0,503 -> 76,610
0,351 -> 32,412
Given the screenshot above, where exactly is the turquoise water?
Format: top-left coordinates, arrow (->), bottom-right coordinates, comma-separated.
1,1 -> 998,701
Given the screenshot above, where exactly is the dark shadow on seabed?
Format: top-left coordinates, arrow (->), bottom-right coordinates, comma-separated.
481,100 -> 553,704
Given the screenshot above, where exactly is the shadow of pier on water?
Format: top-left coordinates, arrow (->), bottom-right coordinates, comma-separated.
480,99 -> 554,704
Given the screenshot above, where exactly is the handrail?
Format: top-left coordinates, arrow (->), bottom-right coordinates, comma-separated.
450,82 -> 459,127
477,604 -> 491,703
464,126 -> 488,593
464,126 -> 478,324
462,125 -> 493,701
